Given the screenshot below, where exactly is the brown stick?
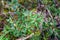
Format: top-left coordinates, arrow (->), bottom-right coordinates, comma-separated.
16,33 -> 34,40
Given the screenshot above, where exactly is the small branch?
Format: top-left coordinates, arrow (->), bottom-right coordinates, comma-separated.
46,9 -> 54,23
16,33 -> 34,40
